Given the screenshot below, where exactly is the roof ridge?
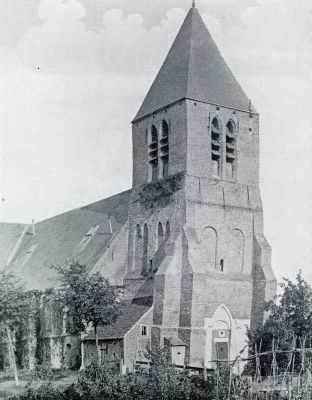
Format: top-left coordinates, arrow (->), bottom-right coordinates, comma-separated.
31,189 -> 132,225
186,8 -> 195,99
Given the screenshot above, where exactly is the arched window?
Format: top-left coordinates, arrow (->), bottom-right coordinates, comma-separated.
157,222 -> 164,248
136,224 -> 142,239
142,224 -> 148,273
160,120 -> 169,178
201,227 -> 217,270
211,118 -> 221,177
227,229 -> 244,272
134,224 -> 143,270
225,121 -> 236,179
149,125 -> 158,182
165,221 -> 170,242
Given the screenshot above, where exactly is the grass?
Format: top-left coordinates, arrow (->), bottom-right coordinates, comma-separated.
0,369 -> 78,399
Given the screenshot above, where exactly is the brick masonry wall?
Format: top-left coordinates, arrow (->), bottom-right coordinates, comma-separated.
129,99 -> 276,369
186,100 -> 259,186
132,102 -> 188,188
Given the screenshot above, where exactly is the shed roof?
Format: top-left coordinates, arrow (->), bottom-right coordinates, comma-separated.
134,6 -> 254,122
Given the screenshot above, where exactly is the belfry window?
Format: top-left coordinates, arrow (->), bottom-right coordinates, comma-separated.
225,121 -> 236,179
211,118 -> 221,177
148,121 -> 170,182
160,120 -> 169,178
148,125 -> 158,182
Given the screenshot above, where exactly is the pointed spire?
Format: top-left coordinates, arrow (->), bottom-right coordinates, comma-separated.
133,7 -> 254,121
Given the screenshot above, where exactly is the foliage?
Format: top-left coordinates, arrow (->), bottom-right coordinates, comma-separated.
138,172 -> 185,208
0,273 -> 30,331
247,272 -> 312,375
9,383 -> 71,400
0,272 -> 31,384
9,362 -> 312,400
26,364 -> 55,384
53,263 -> 122,335
53,263 -> 122,365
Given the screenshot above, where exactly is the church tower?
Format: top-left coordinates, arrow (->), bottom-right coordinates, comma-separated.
127,4 -> 276,369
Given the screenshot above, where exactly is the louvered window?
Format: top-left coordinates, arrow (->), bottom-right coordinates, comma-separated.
148,121 -> 170,182
211,117 -> 221,177
160,120 -> 169,178
148,125 -> 158,182
226,121 -> 236,179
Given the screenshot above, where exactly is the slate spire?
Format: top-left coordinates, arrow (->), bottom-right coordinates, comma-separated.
133,6 -> 254,121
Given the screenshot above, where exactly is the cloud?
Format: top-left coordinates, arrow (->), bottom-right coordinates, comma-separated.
216,0 -> 311,78
17,0 -> 98,73
10,0 -> 311,79
14,1 -> 188,74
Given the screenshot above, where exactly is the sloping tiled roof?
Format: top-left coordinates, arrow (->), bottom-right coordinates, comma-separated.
4,190 -> 131,290
0,223 -> 27,272
167,337 -> 186,347
84,301 -> 152,340
134,7 -> 254,122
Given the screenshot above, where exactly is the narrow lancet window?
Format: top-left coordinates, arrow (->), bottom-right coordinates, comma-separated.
160,120 -> 169,178
165,221 -> 171,242
149,125 -> 158,182
142,224 -> 148,273
225,121 -> 236,179
158,222 -> 164,248
211,118 -> 221,177
134,224 -> 143,270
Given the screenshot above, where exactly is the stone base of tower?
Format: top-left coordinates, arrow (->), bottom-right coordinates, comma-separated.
149,224 -> 276,374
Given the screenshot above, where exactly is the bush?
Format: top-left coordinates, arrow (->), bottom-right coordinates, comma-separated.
11,359 -> 306,400
9,383 -> 62,400
25,364 -> 55,384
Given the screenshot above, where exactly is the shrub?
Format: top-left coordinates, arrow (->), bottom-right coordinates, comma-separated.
25,364 -> 55,384
9,383 -> 62,400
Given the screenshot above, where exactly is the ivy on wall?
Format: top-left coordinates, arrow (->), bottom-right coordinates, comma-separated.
138,172 -> 185,208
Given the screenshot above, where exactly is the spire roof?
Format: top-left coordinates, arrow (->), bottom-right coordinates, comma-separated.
133,7 -> 254,122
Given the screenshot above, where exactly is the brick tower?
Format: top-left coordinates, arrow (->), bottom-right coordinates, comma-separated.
126,5 -> 276,370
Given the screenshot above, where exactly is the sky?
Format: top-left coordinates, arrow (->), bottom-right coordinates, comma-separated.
0,0 -> 311,283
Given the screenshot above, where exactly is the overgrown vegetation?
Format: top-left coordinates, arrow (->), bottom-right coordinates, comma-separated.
0,272 -> 30,386
8,360 -> 311,400
53,263 -> 122,366
138,172 -> 185,208
247,272 -> 312,376
4,272 -> 312,399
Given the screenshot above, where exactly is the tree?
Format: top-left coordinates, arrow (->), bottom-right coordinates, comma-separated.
54,263 -> 122,366
0,272 -> 29,385
247,272 -> 312,375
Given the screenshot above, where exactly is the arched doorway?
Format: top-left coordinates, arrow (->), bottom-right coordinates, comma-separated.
205,305 -> 233,368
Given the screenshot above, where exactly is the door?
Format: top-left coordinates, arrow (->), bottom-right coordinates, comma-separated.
216,342 -> 229,362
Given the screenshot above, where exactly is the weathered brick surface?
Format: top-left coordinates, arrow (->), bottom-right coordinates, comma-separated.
153,275 -> 165,325
128,101 -> 277,370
